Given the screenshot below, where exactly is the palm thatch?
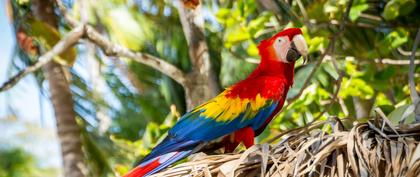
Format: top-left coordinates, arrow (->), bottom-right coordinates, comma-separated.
150,109 -> 420,177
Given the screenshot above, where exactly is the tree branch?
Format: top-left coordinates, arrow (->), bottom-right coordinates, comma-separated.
398,47 -> 420,56
324,56 -> 420,65
83,26 -> 188,87
1,21 -> 190,92
59,0 -> 188,87
409,28 -> 420,122
1,0 -> 189,90
409,29 -> 420,102
314,73 -> 343,121
177,2 -> 220,108
286,0 -> 353,105
0,25 -> 84,92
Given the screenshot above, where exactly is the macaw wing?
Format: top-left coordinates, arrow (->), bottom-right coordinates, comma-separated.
141,90 -> 279,163
169,90 -> 279,141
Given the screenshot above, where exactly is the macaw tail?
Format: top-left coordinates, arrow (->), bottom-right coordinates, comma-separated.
123,150 -> 193,177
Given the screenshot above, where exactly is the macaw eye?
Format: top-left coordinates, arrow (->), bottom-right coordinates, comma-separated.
276,37 -> 288,45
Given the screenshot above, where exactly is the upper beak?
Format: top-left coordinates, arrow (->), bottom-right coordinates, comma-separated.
292,34 -> 308,57
286,34 -> 309,62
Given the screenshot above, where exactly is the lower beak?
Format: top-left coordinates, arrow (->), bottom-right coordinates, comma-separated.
286,34 -> 309,63
286,42 -> 302,62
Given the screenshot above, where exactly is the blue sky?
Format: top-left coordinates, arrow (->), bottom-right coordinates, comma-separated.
0,0 -> 61,168
0,0 -> 55,127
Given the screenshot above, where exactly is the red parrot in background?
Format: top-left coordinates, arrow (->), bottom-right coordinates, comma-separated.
124,28 -> 308,177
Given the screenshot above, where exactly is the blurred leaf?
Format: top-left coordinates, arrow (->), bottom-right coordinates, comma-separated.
388,104 -> 415,125
220,52 -> 256,87
103,6 -> 149,51
339,77 -> 374,99
307,36 -> 326,54
17,0 -> 30,5
28,19 -> 76,66
182,0 -> 200,9
344,59 -> 363,77
287,64 -> 315,99
322,62 -> 339,80
349,3 -> 369,21
371,67 -> 396,91
247,12 -> 272,37
388,29 -> 409,48
246,41 -> 259,56
0,148 -> 35,177
215,8 -> 231,23
224,26 -> 250,48
383,0 -> 416,20
80,121 -> 115,176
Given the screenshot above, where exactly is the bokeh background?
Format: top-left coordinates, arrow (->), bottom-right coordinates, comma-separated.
0,0 -> 419,176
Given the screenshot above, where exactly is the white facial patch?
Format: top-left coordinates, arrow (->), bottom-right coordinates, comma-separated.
292,35 -> 308,56
273,36 -> 291,63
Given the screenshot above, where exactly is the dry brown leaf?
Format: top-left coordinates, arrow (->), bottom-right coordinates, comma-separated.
150,112 -> 420,177
182,0 -> 200,9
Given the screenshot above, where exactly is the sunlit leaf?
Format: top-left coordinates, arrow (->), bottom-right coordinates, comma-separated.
246,41 -> 259,56
103,6 -> 149,51
388,105 -> 415,125
383,0 -> 416,20
339,77 -> 374,99
349,4 -> 369,21
247,12 -> 272,37
28,19 -> 77,66
224,27 -> 250,48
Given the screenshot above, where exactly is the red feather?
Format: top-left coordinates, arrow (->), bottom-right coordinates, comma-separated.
123,159 -> 160,177
123,28 -> 304,176
222,28 -> 303,151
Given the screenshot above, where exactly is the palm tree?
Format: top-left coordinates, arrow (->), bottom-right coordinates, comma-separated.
28,0 -> 86,177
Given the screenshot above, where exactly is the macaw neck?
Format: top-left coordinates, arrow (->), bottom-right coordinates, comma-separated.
248,58 -> 295,86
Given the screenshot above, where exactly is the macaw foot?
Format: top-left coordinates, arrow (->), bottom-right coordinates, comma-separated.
222,127 -> 255,153
221,136 -> 239,153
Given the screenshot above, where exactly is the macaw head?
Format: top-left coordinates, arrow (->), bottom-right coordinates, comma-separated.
258,28 -> 308,63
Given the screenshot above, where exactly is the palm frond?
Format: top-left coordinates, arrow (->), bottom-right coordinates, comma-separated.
151,110 -> 420,177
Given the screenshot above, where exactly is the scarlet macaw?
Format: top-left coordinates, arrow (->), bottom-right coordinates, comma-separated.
124,28 -> 308,177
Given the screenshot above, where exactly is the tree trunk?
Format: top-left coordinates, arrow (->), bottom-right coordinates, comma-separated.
43,62 -> 86,177
31,0 -> 87,177
178,3 -> 220,110
352,96 -> 375,119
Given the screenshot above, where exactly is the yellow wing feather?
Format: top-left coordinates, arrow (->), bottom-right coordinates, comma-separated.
192,90 -> 269,122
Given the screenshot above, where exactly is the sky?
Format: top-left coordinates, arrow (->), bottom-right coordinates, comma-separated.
0,0 -> 61,168
0,0 -> 217,171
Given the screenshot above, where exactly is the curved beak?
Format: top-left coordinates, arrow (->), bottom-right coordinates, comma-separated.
286,34 -> 308,62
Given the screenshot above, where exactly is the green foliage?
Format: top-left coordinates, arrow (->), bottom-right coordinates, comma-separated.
102,7 -> 152,51
8,0 -> 420,176
109,110 -> 178,176
67,0 -> 420,174
0,148 -> 34,177
349,0 -> 369,21
383,0 -> 416,20
216,1 -> 273,56
27,19 -> 77,66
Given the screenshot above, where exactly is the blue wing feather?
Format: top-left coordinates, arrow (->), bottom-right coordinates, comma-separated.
169,101 -> 279,141
137,96 -> 280,169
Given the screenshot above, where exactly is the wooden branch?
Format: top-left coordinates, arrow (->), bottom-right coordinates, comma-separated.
314,73 -> 344,121
324,56 -> 420,65
0,25 -> 84,92
408,28 -> 420,122
55,0 -> 188,88
177,3 -> 220,109
398,47 -> 420,56
409,29 -> 420,102
1,23 -> 188,92
286,0 -> 353,105
83,26 -> 188,87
